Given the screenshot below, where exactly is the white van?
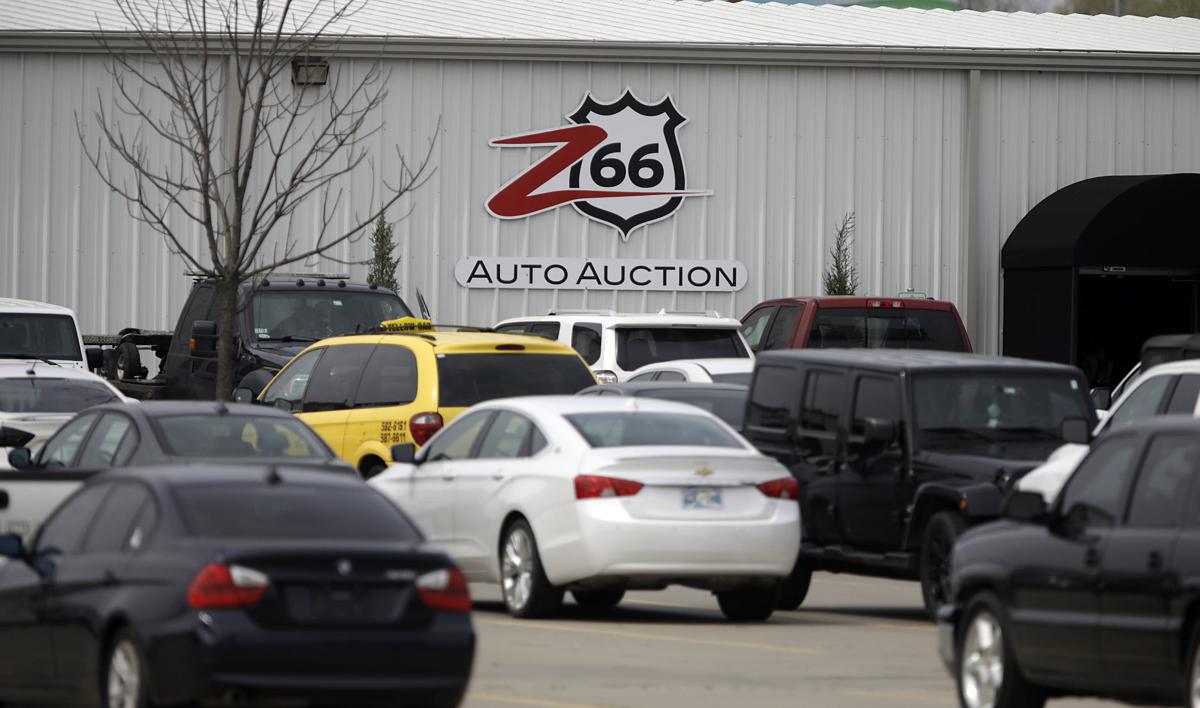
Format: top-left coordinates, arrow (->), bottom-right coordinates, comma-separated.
0,298 -> 89,369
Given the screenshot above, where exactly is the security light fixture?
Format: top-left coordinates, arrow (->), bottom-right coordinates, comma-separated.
292,58 -> 329,87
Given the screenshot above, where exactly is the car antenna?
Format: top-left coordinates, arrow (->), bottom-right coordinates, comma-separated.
266,465 -> 283,485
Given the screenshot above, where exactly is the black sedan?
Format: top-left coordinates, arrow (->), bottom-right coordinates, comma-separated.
577,382 -> 749,429
0,464 -> 475,707
939,416 -> 1200,708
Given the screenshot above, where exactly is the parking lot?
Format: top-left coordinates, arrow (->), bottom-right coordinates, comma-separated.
465,574 -> 1117,708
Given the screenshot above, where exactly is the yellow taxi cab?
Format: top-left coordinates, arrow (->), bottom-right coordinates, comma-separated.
256,318 -> 596,476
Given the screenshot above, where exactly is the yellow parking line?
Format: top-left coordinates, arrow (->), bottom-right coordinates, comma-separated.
469,691 -> 605,708
477,618 -> 819,654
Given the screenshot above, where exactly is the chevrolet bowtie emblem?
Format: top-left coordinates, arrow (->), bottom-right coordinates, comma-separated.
695,466 -> 713,477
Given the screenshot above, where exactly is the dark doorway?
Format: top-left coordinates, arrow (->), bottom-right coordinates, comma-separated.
1075,272 -> 1198,388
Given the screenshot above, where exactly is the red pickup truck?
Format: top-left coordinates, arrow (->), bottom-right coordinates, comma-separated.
740,296 -> 972,354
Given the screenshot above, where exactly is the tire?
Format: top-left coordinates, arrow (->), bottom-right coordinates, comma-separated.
956,592 -> 1045,708
1184,620 -> 1200,708
571,588 -> 625,609
716,586 -> 777,622
102,627 -> 151,708
920,511 -> 969,619
114,342 -> 142,381
499,519 -> 563,618
776,563 -> 813,610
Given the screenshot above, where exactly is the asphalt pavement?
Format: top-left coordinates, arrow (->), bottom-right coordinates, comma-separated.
462,574 -> 1124,708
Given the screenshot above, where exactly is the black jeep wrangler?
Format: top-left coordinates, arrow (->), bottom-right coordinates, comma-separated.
742,350 -> 1096,617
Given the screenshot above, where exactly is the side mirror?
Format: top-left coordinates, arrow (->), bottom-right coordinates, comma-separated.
0,533 -> 25,560
1061,417 -> 1092,445
0,426 -> 35,449
862,417 -> 898,445
190,320 -> 218,358
1089,387 -> 1113,411
1004,491 -> 1048,523
233,387 -> 256,404
7,447 -> 33,470
85,347 -> 104,372
391,443 -> 417,464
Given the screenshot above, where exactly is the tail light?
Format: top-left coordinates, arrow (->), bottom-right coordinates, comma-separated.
593,370 -> 619,384
757,477 -> 800,501
187,563 -> 269,609
416,567 -> 471,612
410,412 -> 444,446
575,475 -> 644,499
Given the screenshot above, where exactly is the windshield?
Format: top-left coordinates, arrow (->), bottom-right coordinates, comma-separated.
0,378 -> 119,413
437,354 -> 595,407
913,372 -> 1091,459
809,308 -> 965,351
152,414 -> 331,460
251,291 -> 411,343
637,389 -> 748,429
0,314 -> 82,361
566,412 -> 743,448
175,485 -> 420,541
615,328 -> 748,371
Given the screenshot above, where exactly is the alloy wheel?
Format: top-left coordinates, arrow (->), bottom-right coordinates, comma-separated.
107,639 -> 141,708
960,611 -> 1005,708
502,526 -> 534,612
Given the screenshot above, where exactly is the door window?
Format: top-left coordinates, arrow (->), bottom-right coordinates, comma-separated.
38,412 -> 100,468
76,413 -> 138,468
477,412 -> 536,459
171,286 -> 215,354
261,348 -> 323,412
84,483 -> 153,553
1105,374 -> 1172,431
655,370 -> 687,382
740,307 -> 777,353
762,306 -> 800,351
746,366 -> 797,430
35,483 -> 111,555
801,371 -> 846,432
851,376 -> 901,436
571,324 -> 602,365
1059,434 -> 1141,528
353,345 -> 418,409
302,344 -> 374,412
422,411 -> 493,462
629,372 -> 657,382
1166,374 -> 1200,415
1126,433 -> 1199,528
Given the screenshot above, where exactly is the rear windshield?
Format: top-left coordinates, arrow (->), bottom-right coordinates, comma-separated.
0,314 -> 82,361
638,389 -> 748,429
809,308 -> 965,352
175,485 -> 420,541
152,415 -> 330,460
437,354 -> 595,407
711,372 -> 752,386
566,412 -> 743,448
0,378 -> 120,413
615,328 -> 748,371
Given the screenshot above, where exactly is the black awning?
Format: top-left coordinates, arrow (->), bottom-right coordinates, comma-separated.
1001,173 -> 1200,270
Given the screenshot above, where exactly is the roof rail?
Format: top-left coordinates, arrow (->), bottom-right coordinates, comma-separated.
546,309 -> 617,317
655,308 -> 722,318
265,272 -> 350,281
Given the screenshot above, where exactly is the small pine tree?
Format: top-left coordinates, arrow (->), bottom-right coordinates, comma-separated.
367,214 -> 400,293
822,212 -> 861,296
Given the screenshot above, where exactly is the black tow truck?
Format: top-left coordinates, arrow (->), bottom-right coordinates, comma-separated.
85,275 -> 414,401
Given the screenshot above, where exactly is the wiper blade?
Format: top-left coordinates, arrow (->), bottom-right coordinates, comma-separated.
257,336 -> 319,343
0,355 -> 61,365
993,427 -> 1060,440
921,427 -> 996,442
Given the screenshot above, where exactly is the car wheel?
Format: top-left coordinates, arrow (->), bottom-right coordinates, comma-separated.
920,511 -> 968,619
114,342 -> 142,381
500,519 -> 563,618
716,586 -> 777,622
1185,620 -> 1200,707
103,628 -> 150,708
571,588 -> 625,609
776,563 -> 813,610
957,592 -> 1044,708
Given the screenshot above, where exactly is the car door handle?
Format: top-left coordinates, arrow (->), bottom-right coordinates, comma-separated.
1085,548 -> 1101,567
103,570 -> 118,586
0,490 -> 8,510
1148,551 -> 1164,571
491,472 -> 506,481
441,473 -> 454,482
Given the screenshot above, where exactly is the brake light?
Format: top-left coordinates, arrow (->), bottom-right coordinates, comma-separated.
416,567 -> 472,612
410,412 -> 444,446
575,475 -> 644,499
187,563 -> 269,608
757,477 -> 800,501
867,299 -> 904,309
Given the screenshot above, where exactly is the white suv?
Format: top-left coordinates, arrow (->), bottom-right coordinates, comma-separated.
493,309 -> 751,383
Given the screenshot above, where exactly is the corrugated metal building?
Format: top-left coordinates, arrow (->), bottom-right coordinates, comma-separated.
1,0 -> 1199,360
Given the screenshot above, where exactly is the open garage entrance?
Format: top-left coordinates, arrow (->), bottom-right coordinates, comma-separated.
1002,174 -> 1200,388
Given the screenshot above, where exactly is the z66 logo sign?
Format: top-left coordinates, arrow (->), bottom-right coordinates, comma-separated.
485,90 -> 710,240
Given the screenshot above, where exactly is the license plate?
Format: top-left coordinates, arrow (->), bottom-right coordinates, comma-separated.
682,486 -> 723,510
313,587 -> 366,620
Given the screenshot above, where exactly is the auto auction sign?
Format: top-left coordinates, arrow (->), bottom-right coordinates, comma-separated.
485,90 -> 710,239
455,257 -> 746,292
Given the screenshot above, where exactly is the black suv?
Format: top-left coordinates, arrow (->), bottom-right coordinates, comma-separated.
742,350 -> 1096,616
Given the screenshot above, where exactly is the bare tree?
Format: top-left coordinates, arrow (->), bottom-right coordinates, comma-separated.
79,0 -> 436,399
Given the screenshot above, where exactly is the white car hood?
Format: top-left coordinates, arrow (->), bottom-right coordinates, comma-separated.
1015,443 -> 1089,502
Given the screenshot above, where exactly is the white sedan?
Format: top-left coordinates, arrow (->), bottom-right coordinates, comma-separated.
626,358 -> 755,385
370,396 -> 800,621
